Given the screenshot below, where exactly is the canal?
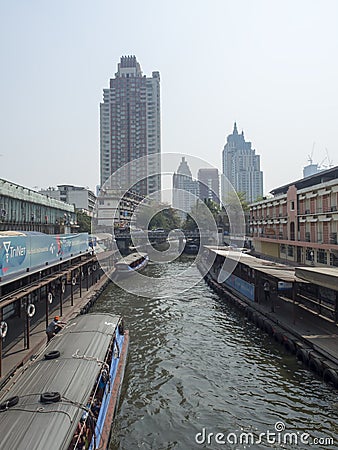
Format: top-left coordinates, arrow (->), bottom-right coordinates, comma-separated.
93,257 -> 338,449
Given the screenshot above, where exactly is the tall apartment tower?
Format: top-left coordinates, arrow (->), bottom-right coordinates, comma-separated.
222,123 -> 263,203
172,157 -> 199,218
100,56 -> 161,199
198,168 -> 220,204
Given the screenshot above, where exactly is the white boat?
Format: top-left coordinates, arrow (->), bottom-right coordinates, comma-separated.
115,252 -> 148,276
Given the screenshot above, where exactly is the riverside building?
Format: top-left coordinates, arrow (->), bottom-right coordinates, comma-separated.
100,55 -> 161,200
249,166 -> 338,267
222,123 -> 263,203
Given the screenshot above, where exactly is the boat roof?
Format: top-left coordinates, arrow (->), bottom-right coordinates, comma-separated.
116,252 -> 147,265
295,266 -> 338,291
0,313 -> 120,450
205,246 -> 304,283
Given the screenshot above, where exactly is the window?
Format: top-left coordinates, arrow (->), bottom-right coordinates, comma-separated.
317,249 -> 327,264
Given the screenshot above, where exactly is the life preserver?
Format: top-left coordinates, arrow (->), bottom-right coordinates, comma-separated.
0,321 -> 8,338
47,292 -> 53,304
27,304 -> 36,318
71,277 -> 76,286
92,264 -> 97,272
0,396 -> 19,411
40,392 -> 61,403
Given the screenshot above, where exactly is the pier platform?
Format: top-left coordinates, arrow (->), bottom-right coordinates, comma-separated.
0,272 -> 111,390
199,247 -> 338,387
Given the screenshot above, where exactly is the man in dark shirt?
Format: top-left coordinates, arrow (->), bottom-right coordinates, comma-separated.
46,316 -> 65,341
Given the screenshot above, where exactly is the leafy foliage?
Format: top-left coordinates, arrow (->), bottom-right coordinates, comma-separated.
76,210 -> 91,233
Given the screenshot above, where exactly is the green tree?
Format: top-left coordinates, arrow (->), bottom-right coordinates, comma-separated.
149,206 -> 181,230
76,210 -> 91,233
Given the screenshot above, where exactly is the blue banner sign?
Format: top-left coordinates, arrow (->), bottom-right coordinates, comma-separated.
0,233 -> 89,280
223,273 -> 255,301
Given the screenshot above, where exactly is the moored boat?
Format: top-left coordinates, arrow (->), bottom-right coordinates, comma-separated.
0,313 -> 129,450
115,252 -> 148,276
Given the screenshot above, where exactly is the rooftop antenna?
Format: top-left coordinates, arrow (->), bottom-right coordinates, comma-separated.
326,148 -> 334,167
307,141 -> 315,165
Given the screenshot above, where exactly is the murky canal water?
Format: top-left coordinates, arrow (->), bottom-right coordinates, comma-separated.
92,257 -> 338,449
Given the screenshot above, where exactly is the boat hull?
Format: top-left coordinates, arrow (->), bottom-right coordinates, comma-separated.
98,330 -> 129,449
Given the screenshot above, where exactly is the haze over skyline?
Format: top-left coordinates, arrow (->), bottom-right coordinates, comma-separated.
1,0 -> 337,198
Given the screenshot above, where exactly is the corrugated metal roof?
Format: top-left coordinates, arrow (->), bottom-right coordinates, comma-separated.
206,247 -> 303,282
0,313 -> 120,450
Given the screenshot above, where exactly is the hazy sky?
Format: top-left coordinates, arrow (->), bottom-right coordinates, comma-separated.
1,0 -> 337,197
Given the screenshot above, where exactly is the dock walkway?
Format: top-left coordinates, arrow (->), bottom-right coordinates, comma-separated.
0,273 -> 111,390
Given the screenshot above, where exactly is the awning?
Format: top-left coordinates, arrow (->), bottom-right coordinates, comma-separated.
295,267 -> 338,292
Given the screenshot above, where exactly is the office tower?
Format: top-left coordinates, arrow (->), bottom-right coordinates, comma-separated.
222,123 -> 263,203
198,168 -> 220,204
100,56 -> 161,199
172,157 -> 199,218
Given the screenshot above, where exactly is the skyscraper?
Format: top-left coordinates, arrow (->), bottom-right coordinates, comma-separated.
222,123 -> 263,203
172,157 -> 199,218
100,56 -> 161,199
198,168 -> 220,205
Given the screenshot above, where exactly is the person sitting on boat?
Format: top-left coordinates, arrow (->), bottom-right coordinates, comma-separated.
46,316 -> 66,342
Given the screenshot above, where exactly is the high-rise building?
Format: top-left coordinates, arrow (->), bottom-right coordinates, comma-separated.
100,56 -> 161,199
198,168 -> 220,204
172,157 -> 199,218
222,123 -> 263,203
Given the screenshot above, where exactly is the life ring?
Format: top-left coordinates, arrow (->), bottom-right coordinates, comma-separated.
71,277 -> 77,286
0,396 -> 19,411
40,392 -> 61,403
0,321 -> 8,338
92,264 -> 97,272
47,292 -> 53,304
27,304 -> 36,318
44,350 -> 61,360
323,368 -> 338,388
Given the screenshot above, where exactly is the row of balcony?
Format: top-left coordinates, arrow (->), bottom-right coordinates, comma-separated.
251,231 -> 338,245
250,205 -> 338,221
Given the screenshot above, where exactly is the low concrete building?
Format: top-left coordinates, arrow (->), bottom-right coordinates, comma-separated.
0,178 -> 76,234
40,185 -> 96,215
